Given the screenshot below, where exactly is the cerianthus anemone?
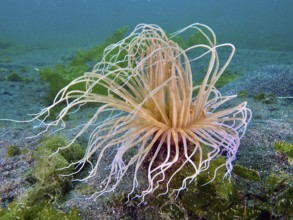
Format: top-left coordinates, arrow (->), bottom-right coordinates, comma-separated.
15,23 -> 252,201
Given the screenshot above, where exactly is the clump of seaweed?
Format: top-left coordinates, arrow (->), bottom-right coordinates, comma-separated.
0,135 -> 84,219
23,135 -> 85,205
253,92 -> 277,104
39,26 -> 129,104
238,90 -> 248,98
274,141 -> 293,165
5,72 -> 23,82
6,145 -> 20,158
109,158 -> 292,219
0,202 -> 80,220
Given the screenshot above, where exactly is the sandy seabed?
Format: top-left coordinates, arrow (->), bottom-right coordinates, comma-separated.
0,46 -> 292,219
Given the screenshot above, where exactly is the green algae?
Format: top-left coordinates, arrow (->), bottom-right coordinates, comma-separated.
0,202 -> 80,220
253,92 -> 277,104
6,145 -> 20,158
39,26 -> 129,105
26,147 -> 72,204
71,25 -> 128,66
39,63 -> 89,105
40,135 -> 85,163
264,171 -> 293,218
238,90 -> 248,98
0,56 -> 12,63
75,183 -> 96,196
107,151 -> 292,219
187,31 -> 211,47
265,172 -> 291,193
276,186 -> 293,216
175,156 -> 238,219
274,141 -> 293,154
274,141 -> 293,165
5,72 -> 23,82
23,135 -> 85,205
113,139 -> 292,219
233,164 -> 261,181
215,71 -> 239,88
1,135 -> 85,219
195,70 -> 239,90
169,34 -> 188,49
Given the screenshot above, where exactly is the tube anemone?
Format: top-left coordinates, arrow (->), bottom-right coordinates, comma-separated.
21,23 -> 252,201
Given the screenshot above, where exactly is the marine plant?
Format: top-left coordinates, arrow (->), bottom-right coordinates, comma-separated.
238,90 -> 248,98
274,141 -> 293,165
39,26 -> 128,104
23,135 -> 85,205
0,135 -> 84,220
12,23 -> 251,201
6,145 -> 20,158
6,72 -> 23,82
253,92 -> 277,104
0,201 -> 80,220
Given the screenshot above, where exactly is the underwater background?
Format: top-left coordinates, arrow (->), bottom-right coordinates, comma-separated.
0,1 -> 292,220
1,0 -> 293,51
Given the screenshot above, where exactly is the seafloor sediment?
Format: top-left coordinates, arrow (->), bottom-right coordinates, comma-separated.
0,46 -> 292,219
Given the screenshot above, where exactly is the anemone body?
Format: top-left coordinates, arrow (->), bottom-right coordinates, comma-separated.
34,23 -> 251,200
